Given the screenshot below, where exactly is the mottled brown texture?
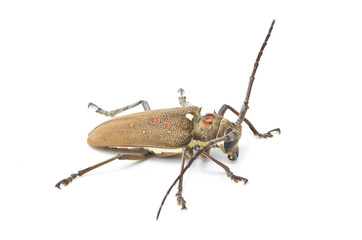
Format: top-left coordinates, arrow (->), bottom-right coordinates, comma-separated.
191,114 -> 223,142
87,106 -> 201,148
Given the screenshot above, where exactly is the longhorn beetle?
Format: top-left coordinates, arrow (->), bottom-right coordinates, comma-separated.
55,20 -> 280,220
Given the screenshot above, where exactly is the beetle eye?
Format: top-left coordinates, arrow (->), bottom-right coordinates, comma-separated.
224,128 -> 238,152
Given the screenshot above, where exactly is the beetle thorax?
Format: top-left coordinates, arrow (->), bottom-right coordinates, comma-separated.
191,114 -> 222,143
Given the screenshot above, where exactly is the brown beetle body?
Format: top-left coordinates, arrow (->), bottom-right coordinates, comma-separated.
88,106 -> 201,156
55,20 -> 280,220
87,106 -> 242,159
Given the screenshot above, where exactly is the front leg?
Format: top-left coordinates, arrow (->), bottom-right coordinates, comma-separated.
243,118 -> 280,138
202,152 -> 248,184
218,104 -> 280,138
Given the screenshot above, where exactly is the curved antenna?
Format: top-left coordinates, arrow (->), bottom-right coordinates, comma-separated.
237,20 -> 275,124
156,132 -> 237,220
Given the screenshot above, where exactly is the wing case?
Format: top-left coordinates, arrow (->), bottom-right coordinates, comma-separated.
87,106 -> 200,148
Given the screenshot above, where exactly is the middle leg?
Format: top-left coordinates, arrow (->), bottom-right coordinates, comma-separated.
175,146 -> 190,210
178,88 -> 193,107
88,100 -> 151,117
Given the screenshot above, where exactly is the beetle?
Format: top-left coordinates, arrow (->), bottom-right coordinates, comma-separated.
55,20 -> 280,219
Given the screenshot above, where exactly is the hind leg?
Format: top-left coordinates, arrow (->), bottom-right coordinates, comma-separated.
55,150 -> 152,189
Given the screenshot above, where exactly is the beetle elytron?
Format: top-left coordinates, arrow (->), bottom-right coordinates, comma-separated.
55,20 -> 280,219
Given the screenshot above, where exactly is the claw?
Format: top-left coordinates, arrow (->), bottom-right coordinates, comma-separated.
176,191 -> 187,210
55,179 -> 67,189
177,88 -> 185,97
227,171 -> 248,184
88,102 -> 110,116
88,102 -> 98,109
55,173 -> 79,189
258,128 -> 281,138
272,128 -> 281,135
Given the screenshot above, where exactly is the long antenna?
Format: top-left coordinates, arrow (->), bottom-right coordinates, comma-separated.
237,19 -> 275,124
156,133 -> 235,220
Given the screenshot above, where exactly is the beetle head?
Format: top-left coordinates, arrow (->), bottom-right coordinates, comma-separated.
217,119 -> 242,160
191,113 -> 241,160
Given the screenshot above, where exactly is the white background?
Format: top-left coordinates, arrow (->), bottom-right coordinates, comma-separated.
1,0 -> 361,239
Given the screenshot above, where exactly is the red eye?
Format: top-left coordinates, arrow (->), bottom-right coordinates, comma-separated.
204,114 -> 215,118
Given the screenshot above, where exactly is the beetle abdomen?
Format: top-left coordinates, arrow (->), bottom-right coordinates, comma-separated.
87,106 -> 200,148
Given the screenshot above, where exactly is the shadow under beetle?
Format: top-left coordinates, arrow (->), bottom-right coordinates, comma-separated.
55,20 -> 280,220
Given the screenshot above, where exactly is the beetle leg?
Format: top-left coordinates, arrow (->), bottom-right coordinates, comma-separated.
201,152 -> 248,184
55,154 -> 120,189
176,146 -> 189,210
178,88 -> 193,107
157,132 -> 237,219
217,104 -> 280,138
243,118 -> 280,138
88,100 -> 151,117
55,151 -> 152,189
